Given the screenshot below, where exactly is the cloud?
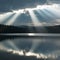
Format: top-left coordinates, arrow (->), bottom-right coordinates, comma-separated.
0,0 -> 46,13
0,0 -> 60,13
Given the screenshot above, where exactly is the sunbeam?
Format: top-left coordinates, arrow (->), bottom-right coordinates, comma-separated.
7,40 -> 19,50
35,10 -> 48,26
36,9 -> 54,26
0,12 -> 13,23
46,7 -> 60,18
29,39 -> 46,53
37,9 -> 57,26
28,10 -> 48,33
29,40 -> 40,52
0,43 -> 8,50
42,9 -> 55,20
28,10 -> 42,26
36,9 -> 47,20
45,10 -> 56,19
5,11 -> 22,25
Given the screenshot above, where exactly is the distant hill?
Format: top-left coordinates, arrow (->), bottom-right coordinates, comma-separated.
0,24 -> 60,33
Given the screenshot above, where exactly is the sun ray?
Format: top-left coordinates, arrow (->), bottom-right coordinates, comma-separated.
7,40 -> 19,50
0,12 -> 13,23
28,10 -> 43,26
5,11 -> 21,25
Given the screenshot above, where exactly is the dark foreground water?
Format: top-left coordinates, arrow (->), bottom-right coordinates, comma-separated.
0,34 -> 60,60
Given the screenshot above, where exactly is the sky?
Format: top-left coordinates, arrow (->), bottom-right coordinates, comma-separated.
0,0 -> 47,13
0,4 -> 60,26
0,0 -> 60,13
0,0 -> 60,26
0,0 -> 60,31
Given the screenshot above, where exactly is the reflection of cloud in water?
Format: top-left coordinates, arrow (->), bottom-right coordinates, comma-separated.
0,37 -> 60,59
0,48 -> 57,59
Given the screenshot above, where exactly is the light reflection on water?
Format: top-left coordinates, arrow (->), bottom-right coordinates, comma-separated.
0,37 -> 60,60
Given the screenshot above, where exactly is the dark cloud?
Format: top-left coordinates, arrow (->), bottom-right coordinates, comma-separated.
0,0 -> 47,13
0,0 -> 60,13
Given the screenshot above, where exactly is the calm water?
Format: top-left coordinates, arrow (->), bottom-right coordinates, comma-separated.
0,35 -> 60,60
